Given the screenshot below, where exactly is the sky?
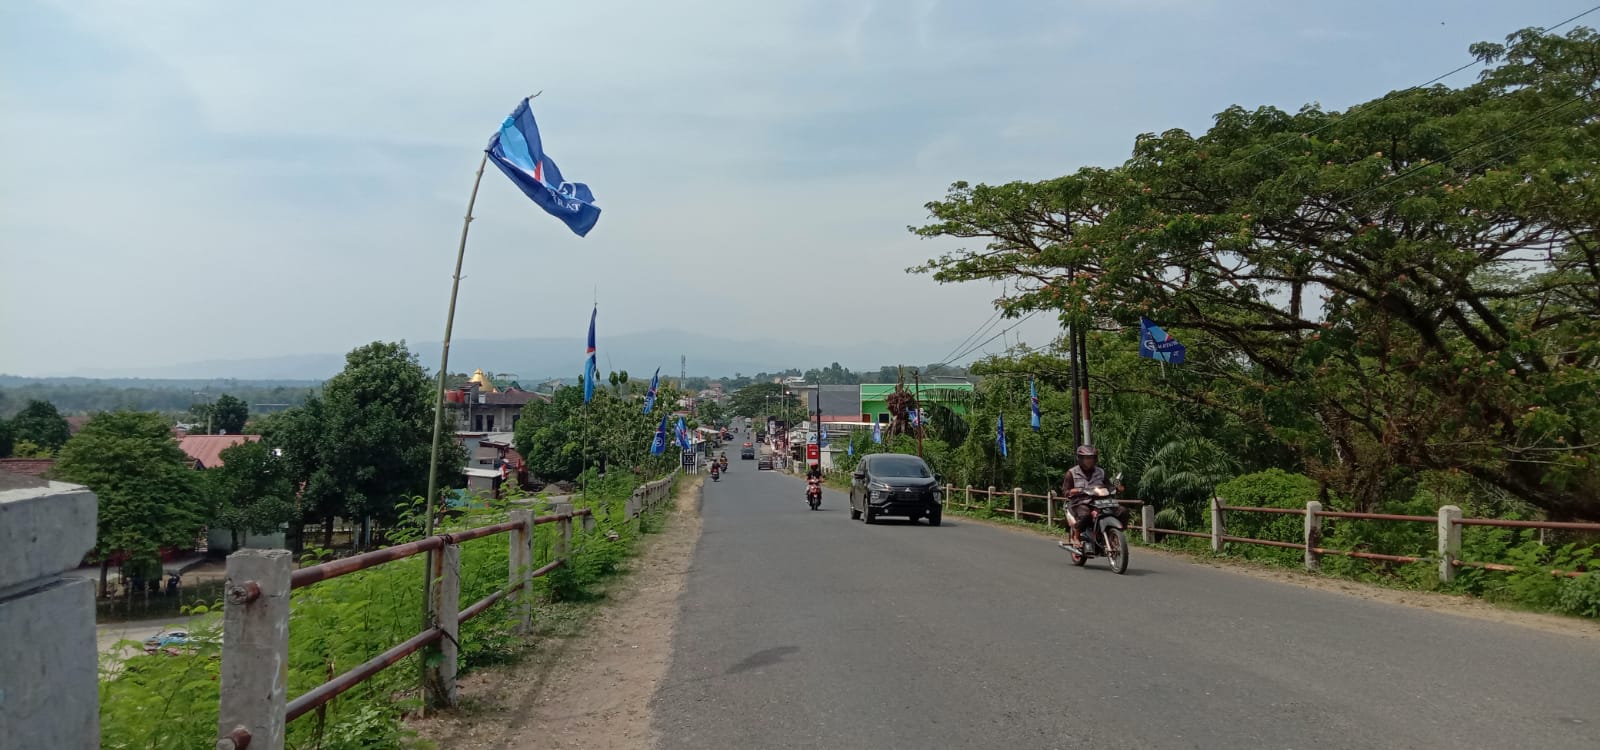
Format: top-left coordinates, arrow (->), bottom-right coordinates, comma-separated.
2,0 -> 1592,376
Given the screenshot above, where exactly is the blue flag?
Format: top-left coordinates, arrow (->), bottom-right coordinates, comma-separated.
1030,377 -> 1041,431
485,98 -> 601,237
643,367 -> 661,414
996,413 -> 1008,458
847,440 -> 854,457
1140,317 -> 1187,364
650,414 -> 669,455
583,306 -> 598,403
820,428 -> 829,449
676,416 -> 691,451
871,422 -> 882,444
908,408 -> 920,428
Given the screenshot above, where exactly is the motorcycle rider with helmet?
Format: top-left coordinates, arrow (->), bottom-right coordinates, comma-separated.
1060,445 -> 1112,551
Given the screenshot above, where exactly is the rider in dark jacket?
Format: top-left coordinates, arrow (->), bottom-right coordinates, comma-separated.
1060,445 -> 1108,549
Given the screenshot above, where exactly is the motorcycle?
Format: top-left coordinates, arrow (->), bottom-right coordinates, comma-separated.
711,466 -> 721,483
1059,472 -> 1130,574
805,478 -> 822,510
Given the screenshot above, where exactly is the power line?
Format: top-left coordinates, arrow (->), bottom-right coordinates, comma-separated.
940,309 -> 1044,367
1215,5 -> 1600,172
935,306 -> 1003,368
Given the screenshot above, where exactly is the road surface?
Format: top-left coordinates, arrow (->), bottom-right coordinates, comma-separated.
651,454 -> 1599,749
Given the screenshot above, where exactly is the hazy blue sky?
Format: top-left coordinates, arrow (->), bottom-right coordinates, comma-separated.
2,1 -> 1590,375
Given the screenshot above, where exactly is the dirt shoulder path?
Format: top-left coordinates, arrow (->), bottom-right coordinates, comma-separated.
412,478 -> 703,749
952,510 -> 1599,641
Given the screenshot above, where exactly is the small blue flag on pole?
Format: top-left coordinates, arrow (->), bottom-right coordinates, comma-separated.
820,427 -> 829,449
847,440 -> 854,457
650,414 -> 668,455
1139,317 -> 1187,364
872,422 -> 882,444
583,306 -> 598,403
486,98 -> 601,237
676,416 -> 691,451
1030,377 -> 1041,431
909,408 -> 921,428
996,413 -> 1009,458
643,367 -> 661,414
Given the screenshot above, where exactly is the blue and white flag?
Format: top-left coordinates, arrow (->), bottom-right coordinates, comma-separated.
650,414 -> 669,455
643,367 -> 661,414
996,413 -> 1008,458
583,306 -> 598,403
871,422 -> 882,444
486,97 -> 601,237
908,408 -> 921,428
1139,317 -> 1187,364
847,440 -> 854,457
676,416 -> 691,451
1029,377 -> 1041,431
819,428 -> 829,449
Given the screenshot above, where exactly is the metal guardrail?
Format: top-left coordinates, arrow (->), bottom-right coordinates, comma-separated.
217,473 -> 680,750
943,486 -> 1597,583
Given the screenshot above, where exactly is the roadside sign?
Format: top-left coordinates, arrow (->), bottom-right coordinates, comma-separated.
681,450 -> 696,468
806,444 -> 820,463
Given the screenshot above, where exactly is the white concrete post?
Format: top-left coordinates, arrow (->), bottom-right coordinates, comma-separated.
0,481 -> 99,750
551,500 -> 574,560
1012,487 -> 1023,520
1210,496 -> 1225,553
1046,490 -> 1056,529
1438,505 -> 1462,583
1304,501 -> 1323,572
1141,505 -> 1156,544
426,543 -> 461,708
987,486 -> 997,512
509,509 -> 532,633
217,548 -> 293,750
964,485 -> 972,509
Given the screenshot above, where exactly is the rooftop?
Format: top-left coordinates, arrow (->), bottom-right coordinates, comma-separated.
176,434 -> 262,469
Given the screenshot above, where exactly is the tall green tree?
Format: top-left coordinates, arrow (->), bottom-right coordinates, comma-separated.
55,411 -> 208,596
912,27 -> 1600,518
205,440 -> 297,551
267,342 -> 461,549
10,399 -> 71,452
210,394 -> 250,434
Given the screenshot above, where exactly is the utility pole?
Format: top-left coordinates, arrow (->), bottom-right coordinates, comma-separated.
912,368 -> 925,458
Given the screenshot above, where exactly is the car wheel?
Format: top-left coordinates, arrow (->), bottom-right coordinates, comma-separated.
849,493 -> 862,520
863,502 -> 876,524
929,508 -> 942,527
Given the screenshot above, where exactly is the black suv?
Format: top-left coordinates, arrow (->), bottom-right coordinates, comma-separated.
849,454 -> 942,525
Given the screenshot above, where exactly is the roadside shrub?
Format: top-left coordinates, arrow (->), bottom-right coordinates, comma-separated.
1214,469 -> 1319,565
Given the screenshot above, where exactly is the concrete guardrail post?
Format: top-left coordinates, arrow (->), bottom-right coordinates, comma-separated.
551,500 -> 574,560
1046,490 -> 1056,528
426,542 -> 461,708
1303,501 -> 1322,572
987,486 -> 996,512
217,548 -> 293,750
1,481 -> 99,750
1438,505 -> 1462,583
964,485 -> 972,509
1141,505 -> 1156,544
509,509 -> 533,633
1210,496 -> 1225,553
1012,487 -> 1023,520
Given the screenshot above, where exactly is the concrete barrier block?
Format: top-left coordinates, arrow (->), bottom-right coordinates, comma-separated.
0,577 -> 98,749
0,482 -> 97,589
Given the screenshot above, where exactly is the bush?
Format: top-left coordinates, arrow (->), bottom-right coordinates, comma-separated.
1213,469 -> 1320,565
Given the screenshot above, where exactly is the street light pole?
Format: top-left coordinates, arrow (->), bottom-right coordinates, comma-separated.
912,369 -> 925,458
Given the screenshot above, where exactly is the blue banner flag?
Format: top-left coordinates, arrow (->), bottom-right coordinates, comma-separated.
643,367 -> 661,414
676,416 -> 691,451
1139,317 -> 1187,364
871,422 -> 882,444
1030,377 -> 1041,431
820,428 -> 829,448
847,441 -> 854,457
486,98 -> 601,237
583,306 -> 598,403
650,414 -> 669,455
908,408 -> 921,428
996,413 -> 1009,458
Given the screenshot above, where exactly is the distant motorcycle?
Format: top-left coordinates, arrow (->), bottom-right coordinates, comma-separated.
805,478 -> 822,510
711,466 -> 721,483
1060,472 -> 1130,574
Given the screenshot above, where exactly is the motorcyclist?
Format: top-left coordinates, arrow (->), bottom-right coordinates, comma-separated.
1061,445 -> 1109,550
710,461 -> 721,480
806,465 -> 823,501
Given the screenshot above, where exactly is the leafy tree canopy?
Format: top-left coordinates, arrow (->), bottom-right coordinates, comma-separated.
10,399 -> 71,452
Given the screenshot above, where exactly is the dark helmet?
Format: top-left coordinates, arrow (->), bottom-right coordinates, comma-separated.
1075,445 -> 1098,458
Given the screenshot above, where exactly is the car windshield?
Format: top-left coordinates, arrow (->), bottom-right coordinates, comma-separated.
872,456 -> 932,478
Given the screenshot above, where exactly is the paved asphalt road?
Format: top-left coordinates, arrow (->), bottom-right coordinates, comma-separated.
652,450 -> 1599,749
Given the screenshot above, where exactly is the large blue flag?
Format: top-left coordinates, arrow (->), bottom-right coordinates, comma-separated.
650,414 -> 669,455
643,367 -> 661,414
996,413 -> 1008,458
676,416 -> 691,451
1139,317 -> 1187,364
1030,377 -> 1041,431
486,98 -> 601,237
871,422 -> 882,444
583,306 -> 598,403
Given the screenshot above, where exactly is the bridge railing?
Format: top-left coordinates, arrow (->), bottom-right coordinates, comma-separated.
944,485 -> 1597,583
215,503 -> 596,750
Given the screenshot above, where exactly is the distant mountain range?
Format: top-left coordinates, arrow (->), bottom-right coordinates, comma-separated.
60,329 -> 962,381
